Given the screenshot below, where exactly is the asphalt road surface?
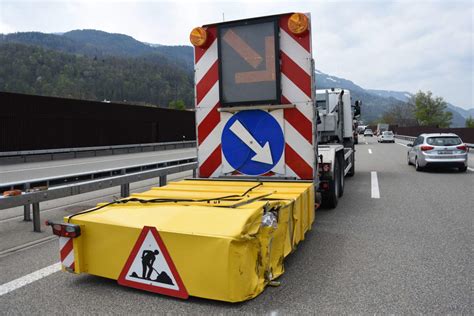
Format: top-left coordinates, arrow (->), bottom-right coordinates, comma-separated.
1,137 -> 472,314
0,147 -> 196,183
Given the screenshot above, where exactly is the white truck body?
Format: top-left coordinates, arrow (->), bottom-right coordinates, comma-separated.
315,88 -> 357,208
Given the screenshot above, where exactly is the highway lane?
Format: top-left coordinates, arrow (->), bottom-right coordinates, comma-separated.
1,136 -> 472,313
0,147 -> 196,183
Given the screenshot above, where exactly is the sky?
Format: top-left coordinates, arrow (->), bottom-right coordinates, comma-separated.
1,0 -> 473,109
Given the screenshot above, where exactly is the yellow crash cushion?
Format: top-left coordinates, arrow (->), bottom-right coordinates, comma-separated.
68,180 -> 314,302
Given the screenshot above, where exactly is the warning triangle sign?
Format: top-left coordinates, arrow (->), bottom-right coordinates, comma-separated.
118,226 -> 188,299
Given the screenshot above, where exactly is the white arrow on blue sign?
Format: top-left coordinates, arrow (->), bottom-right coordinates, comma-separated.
221,110 -> 284,176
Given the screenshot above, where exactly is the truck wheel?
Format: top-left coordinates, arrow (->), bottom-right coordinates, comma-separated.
338,153 -> 344,197
322,159 -> 339,209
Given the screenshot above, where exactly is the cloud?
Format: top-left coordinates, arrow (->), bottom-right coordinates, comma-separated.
1,0 -> 473,109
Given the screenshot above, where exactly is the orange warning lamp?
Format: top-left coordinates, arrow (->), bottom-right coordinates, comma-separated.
288,13 -> 309,35
190,27 -> 209,47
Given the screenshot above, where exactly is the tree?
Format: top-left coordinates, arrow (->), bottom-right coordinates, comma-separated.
410,90 -> 452,127
168,99 -> 186,110
466,116 -> 474,128
380,102 -> 418,126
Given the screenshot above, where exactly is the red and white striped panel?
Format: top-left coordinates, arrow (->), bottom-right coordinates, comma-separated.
59,236 -> 75,271
194,13 -> 315,180
194,26 -> 222,178
280,13 -> 315,180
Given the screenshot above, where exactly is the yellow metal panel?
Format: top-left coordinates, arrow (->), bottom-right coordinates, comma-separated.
66,180 -> 315,302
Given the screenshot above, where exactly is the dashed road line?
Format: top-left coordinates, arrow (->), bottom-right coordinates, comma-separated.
468,167 -> 474,172
0,262 -> 61,296
368,149 -> 373,154
371,171 -> 380,199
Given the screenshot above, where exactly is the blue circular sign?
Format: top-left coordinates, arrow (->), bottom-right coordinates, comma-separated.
222,110 -> 284,176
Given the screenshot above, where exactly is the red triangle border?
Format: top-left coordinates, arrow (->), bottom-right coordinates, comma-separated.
117,226 -> 189,299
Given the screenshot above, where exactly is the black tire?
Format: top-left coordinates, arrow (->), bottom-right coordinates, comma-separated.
338,153 -> 344,197
459,166 -> 467,172
415,157 -> 423,172
322,159 -> 339,209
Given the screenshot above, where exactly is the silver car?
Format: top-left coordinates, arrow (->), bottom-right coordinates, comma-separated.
378,131 -> 395,143
407,133 -> 468,172
364,129 -> 373,137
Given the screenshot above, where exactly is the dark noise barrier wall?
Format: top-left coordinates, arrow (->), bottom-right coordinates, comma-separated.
0,92 -> 196,152
366,125 -> 474,143
392,126 -> 474,143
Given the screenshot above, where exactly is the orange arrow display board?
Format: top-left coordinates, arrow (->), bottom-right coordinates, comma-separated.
118,226 -> 189,299
222,30 -> 275,84
223,29 -> 263,69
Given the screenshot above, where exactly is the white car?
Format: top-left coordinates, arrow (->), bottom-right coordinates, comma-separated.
364,129 -> 373,137
378,131 -> 395,143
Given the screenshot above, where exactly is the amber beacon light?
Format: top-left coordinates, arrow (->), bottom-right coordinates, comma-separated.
288,13 -> 309,35
190,27 -> 209,47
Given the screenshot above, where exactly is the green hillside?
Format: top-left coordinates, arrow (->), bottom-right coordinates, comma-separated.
0,43 -> 193,107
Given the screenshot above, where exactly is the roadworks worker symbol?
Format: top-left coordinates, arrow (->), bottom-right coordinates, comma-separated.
117,226 -> 188,299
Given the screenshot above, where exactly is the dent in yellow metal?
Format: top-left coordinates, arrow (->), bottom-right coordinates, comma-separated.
65,180 -> 315,302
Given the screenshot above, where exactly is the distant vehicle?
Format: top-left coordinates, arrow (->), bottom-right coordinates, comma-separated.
357,126 -> 367,134
407,133 -> 468,172
376,123 -> 389,136
364,129 -> 373,137
378,131 -> 395,143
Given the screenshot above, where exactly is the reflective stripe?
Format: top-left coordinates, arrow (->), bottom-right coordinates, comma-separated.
195,39 -> 218,83
58,237 -> 74,269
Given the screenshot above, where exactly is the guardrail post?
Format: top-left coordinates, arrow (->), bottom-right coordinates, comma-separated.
32,202 -> 41,232
23,183 -> 31,221
159,175 -> 167,187
24,205 -> 32,221
121,183 -> 130,197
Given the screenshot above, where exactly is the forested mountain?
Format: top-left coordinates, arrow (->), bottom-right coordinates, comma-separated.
0,43 -> 193,107
0,30 -> 471,125
315,70 -> 471,127
315,70 -> 408,123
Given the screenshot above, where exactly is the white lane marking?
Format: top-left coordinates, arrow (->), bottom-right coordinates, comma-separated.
368,149 -> 373,154
0,149 -> 194,174
395,142 -> 408,147
365,141 -> 368,145
0,262 -> 61,296
371,171 -> 380,199
468,167 -> 474,172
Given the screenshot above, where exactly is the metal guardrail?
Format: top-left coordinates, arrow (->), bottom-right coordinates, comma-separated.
394,135 -> 416,142
0,156 -> 198,232
0,140 -> 196,164
395,135 -> 474,148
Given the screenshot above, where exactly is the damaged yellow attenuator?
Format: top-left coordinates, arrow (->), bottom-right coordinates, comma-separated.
67,180 -> 315,302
